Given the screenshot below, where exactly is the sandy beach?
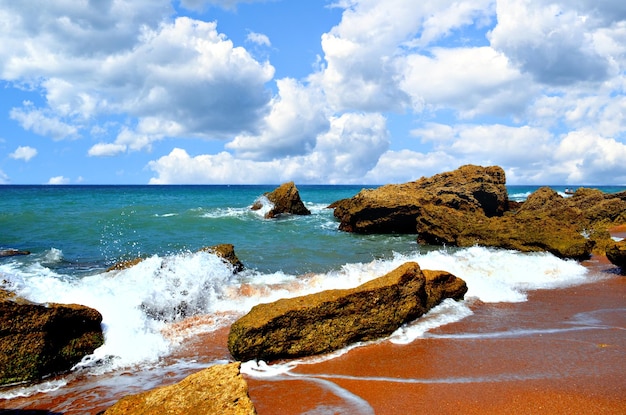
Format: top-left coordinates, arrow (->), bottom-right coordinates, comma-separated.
1,256 -> 625,414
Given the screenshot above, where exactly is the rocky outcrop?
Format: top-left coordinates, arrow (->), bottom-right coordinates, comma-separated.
251,181 -> 311,218
606,240 -> 626,273
228,262 -> 467,362
101,362 -> 256,415
415,186 -> 626,259
330,165 -> 508,233
200,243 -> 245,273
0,290 -> 104,385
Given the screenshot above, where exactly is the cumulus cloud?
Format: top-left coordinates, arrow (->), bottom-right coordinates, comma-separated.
149,112 -> 390,184
1,4 -> 274,152
10,103 -> 80,140
47,176 -> 70,185
313,0 -> 493,112
489,0 -> 613,85
9,146 -> 38,161
226,78 -> 329,160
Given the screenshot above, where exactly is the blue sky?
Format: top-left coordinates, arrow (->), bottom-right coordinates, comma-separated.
1,0 -> 625,185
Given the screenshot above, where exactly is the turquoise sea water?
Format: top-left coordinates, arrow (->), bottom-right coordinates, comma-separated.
0,184 -> 623,395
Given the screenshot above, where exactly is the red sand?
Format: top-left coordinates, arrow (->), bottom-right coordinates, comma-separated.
2,259 -> 625,414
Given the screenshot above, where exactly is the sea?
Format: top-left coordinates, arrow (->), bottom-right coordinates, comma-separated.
0,184 -> 624,405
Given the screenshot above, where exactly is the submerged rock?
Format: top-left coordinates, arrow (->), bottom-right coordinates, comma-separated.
329,165 -> 508,233
0,290 -> 104,386
251,181 -> 311,218
101,362 -> 256,415
228,262 -> 467,362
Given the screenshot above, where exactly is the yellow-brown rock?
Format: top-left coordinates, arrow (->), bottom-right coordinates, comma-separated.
330,165 -> 508,233
228,262 -> 467,362
101,362 -> 256,415
0,290 -> 104,385
251,181 -> 311,218
606,240 -> 626,274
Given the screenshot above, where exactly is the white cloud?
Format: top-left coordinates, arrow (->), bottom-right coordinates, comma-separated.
313,0 -> 494,112
1,5 -> 275,149
489,0 -> 613,85
9,103 -> 80,141
149,112 -> 390,184
88,143 -> 128,157
399,46 -> 534,117
226,78 -> 329,160
247,31 -> 271,47
47,176 -> 70,185
9,146 -> 38,161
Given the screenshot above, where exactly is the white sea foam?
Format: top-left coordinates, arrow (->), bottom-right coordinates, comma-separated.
0,245 -> 590,377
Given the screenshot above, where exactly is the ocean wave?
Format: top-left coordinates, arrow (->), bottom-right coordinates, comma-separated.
0,245 -> 590,376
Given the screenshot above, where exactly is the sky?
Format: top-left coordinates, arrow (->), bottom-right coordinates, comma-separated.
0,0 -> 625,185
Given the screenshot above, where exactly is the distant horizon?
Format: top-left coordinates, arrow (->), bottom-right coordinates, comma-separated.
1,1 -> 625,185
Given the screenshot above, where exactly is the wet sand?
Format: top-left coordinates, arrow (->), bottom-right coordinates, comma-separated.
2,258 -> 625,414
247,258 -> 626,414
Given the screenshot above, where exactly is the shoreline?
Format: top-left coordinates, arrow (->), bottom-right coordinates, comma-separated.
246,257 -> 626,414
1,258 -> 624,414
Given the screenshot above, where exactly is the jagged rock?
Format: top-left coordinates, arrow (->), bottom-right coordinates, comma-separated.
251,181 -> 311,218
228,262 -> 467,362
606,240 -> 626,274
0,290 -> 104,385
0,249 -> 30,257
200,243 -> 245,273
329,165 -> 508,233
415,186 -> 626,259
101,362 -> 256,415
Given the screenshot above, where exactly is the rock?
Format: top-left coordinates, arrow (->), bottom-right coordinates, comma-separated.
0,290 -> 104,386
606,240 -> 626,273
105,257 -> 145,272
200,243 -> 245,273
251,181 -> 311,218
330,165 -> 508,233
228,262 -> 467,362
415,186 -> 626,259
101,362 -> 257,415
415,204 -> 593,259
0,249 -> 30,257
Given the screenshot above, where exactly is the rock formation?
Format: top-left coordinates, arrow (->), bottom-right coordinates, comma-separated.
330,165 -> 508,233
251,181 -> 311,218
606,240 -> 626,274
0,289 -> 104,385
199,243 -> 245,273
101,362 -> 256,415
415,186 -> 626,259
228,262 -> 467,362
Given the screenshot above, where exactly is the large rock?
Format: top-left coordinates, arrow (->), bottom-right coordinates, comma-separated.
606,240 -> 626,273
101,362 -> 256,415
251,181 -> 311,218
415,186 -> 626,259
0,290 -> 104,385
228,262 -> 467,362
330,165 -> 508,233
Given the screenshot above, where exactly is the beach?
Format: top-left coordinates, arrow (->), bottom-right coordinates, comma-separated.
1,256 -> 624,414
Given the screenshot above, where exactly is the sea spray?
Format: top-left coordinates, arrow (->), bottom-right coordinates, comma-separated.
1,245 -> 590,381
